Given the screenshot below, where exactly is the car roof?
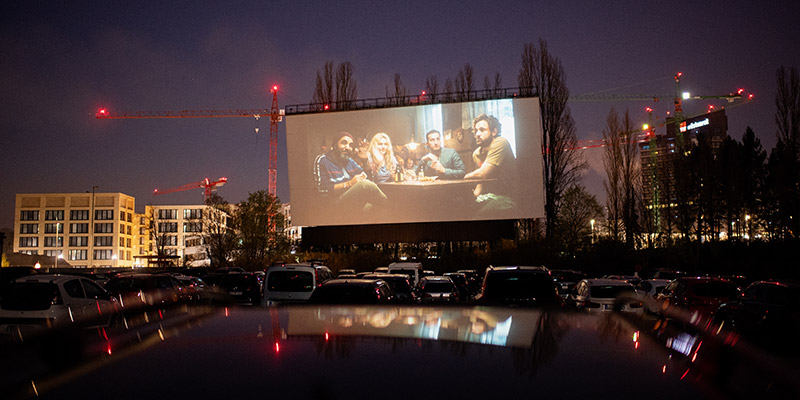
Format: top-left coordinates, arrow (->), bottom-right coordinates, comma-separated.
13,274 -> 86,284
322,279 -> 385,287
583,278 -> 633,286
488,266 -> 549,273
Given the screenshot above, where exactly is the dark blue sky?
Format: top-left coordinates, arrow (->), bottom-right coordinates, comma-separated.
3,1 -> 799,228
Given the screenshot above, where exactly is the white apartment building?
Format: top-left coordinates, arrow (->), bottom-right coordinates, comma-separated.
144,204 -> 230,268
13,192 -> 140,268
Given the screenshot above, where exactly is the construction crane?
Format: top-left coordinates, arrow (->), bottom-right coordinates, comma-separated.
154,177 -> 228,201
568,72 -> 752,150
96,86 -> 283,197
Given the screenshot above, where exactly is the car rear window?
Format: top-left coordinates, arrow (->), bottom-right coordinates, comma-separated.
1,282 -> 60,311
267,271 -> 314,292
484,273 -> 557,299
589,285 -> 635,299
422,282 -> 454,293
690,282 -> 739,298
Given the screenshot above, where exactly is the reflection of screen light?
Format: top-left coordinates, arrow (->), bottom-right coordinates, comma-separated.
666,333 -> 696,356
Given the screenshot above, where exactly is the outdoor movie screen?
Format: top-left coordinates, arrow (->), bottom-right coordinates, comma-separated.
286,97 -> 545,227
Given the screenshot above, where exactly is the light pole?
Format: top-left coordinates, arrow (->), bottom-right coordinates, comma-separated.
590,219 -> 595,244
55,222 -> 60,269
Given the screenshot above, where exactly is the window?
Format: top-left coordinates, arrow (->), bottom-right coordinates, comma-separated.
44,223 -> 64,234
95,210 -> 113,220
126,251 -> 131,261
158,222 -> 178,233
126,238 -> 131,248
158,209 -> 177,219
184,222 -> 202,233
19,250 -> 38,255
127,213 -> 132,223
94,236 -> 113,247
83,280 -> 106,299
164,248 -> 177,256
45,210 -> 64,221
43,236 -> 62,247
69,236 -> 88,247
93,249 -> 113,260
139,237 -> 144,245
119,237 -> 125,247
126,226 -> 132,235
185,238 -> 202,247
94,223 -> 113,233
44,250 -> 60,257
120,211 -> 126,221
165,235 -> 178,246
139,227 -> 145,235
68,249 -> 88,260
70,210 -> 89,220
64,279 -> 85,298
20,223 -> 39,234
20,210 -> 39,221
184,208 -> 203,219
70,223 -> 89,233
120,223 -> 125,233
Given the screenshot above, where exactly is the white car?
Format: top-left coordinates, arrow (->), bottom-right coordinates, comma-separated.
569,278 -> 643,313
263,262 -> 334,304
0,274 -> 118,335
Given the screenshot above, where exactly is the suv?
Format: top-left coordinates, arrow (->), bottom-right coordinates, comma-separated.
387,262 -> 423,287
263,262 -> 334,304
475,266 -> 563,307
0,274 -> 118,334
362,273 -> 417,303
568,278 -> 642,313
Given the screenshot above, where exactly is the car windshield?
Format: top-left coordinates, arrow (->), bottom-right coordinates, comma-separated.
267,271 -> 314,292
1,282 -> 60,311
484,273 -> 556,299
690,282 -> 739,298
590,285 -> 635,299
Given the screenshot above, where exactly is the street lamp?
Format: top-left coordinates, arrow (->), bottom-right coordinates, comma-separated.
590,219 -> 596,244
745,214 -> 751,240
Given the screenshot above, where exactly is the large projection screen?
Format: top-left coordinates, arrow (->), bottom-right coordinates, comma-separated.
286,97 -> 545,227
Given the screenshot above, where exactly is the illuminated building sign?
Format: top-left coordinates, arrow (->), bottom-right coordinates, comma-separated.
679,118 -> 709,133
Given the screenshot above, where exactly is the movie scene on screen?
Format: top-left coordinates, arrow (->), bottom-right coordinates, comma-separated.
286,97 -> 545,227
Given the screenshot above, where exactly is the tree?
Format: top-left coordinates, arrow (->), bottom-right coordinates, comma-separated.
769,65 -> 800,238
619,110 -> 640,247
146,206 -> 178,267
335,61 -> 357,110
603,108 -> 624,241
234,191 -> 290,270
557,185 -> 603,254
483,72 -> 502,98
388,73 -> 407,106
775,65 -> 800,149
455,63 -> 474,101
518,39 -> 586,240
312,61 -> 357,110
202,193 -> 237,268
425,75 -> 439,102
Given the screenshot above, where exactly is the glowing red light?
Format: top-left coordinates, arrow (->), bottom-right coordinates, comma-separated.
737,88 -> 744,95
421,91 -> 426,96
662,365 -> 667,374
99,109 -> 107,115
323,104 -> 330,110
106,343 -> 112,355
748,94 -> 754,99
325,332 -> 329,341
645,107 -> 653,112
274,342 -> 280,353
272,85 -> 278,92
680,368 -> 690,380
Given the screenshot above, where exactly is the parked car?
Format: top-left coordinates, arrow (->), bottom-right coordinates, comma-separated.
568,278 -> 643,313
263,262 -> 334,304
362,273 -> 417,303
173,275 -> 212,302
474,266 -> 563,307
387,262 -> 423,287
443,272 -> 472,301
215,272 -> 263,305
655,277 -> 740,317
550,269 -> 586,298
337,269 -> 356,278
0,274 -> 118,334
713,280 -> 800,352
103,273 -> 193,309
418,276 -> 460,304
636,279 -> 673,313
308,279 -> 396,304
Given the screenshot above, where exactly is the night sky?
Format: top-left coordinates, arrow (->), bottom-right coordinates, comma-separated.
3,1 -> 799,229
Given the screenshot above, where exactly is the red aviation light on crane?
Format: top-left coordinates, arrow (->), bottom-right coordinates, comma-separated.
737,88 -> 745,95
98,108 -> 107,115
272,85 -> 278,92
645,107 -> 653,113
323,104 -> 330,110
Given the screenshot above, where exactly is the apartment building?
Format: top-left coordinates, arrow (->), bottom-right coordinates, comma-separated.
13,192 -> 140,268
144,204 -> 230,268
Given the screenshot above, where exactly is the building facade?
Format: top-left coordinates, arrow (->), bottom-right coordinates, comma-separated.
13,192 -> 140,268
144,204 -> 230,268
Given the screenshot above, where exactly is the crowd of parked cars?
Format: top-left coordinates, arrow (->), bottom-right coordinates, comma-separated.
1,261 -> 797,354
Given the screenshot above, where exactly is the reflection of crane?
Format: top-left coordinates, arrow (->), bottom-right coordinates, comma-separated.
154,177 -> 228,201
96,86 -> 283,197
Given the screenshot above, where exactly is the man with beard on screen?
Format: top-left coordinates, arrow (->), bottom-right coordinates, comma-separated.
464,114 -> 517,218
314,132 -> 388,216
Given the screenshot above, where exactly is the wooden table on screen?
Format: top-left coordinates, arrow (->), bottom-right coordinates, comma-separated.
376,178 -> 496,221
